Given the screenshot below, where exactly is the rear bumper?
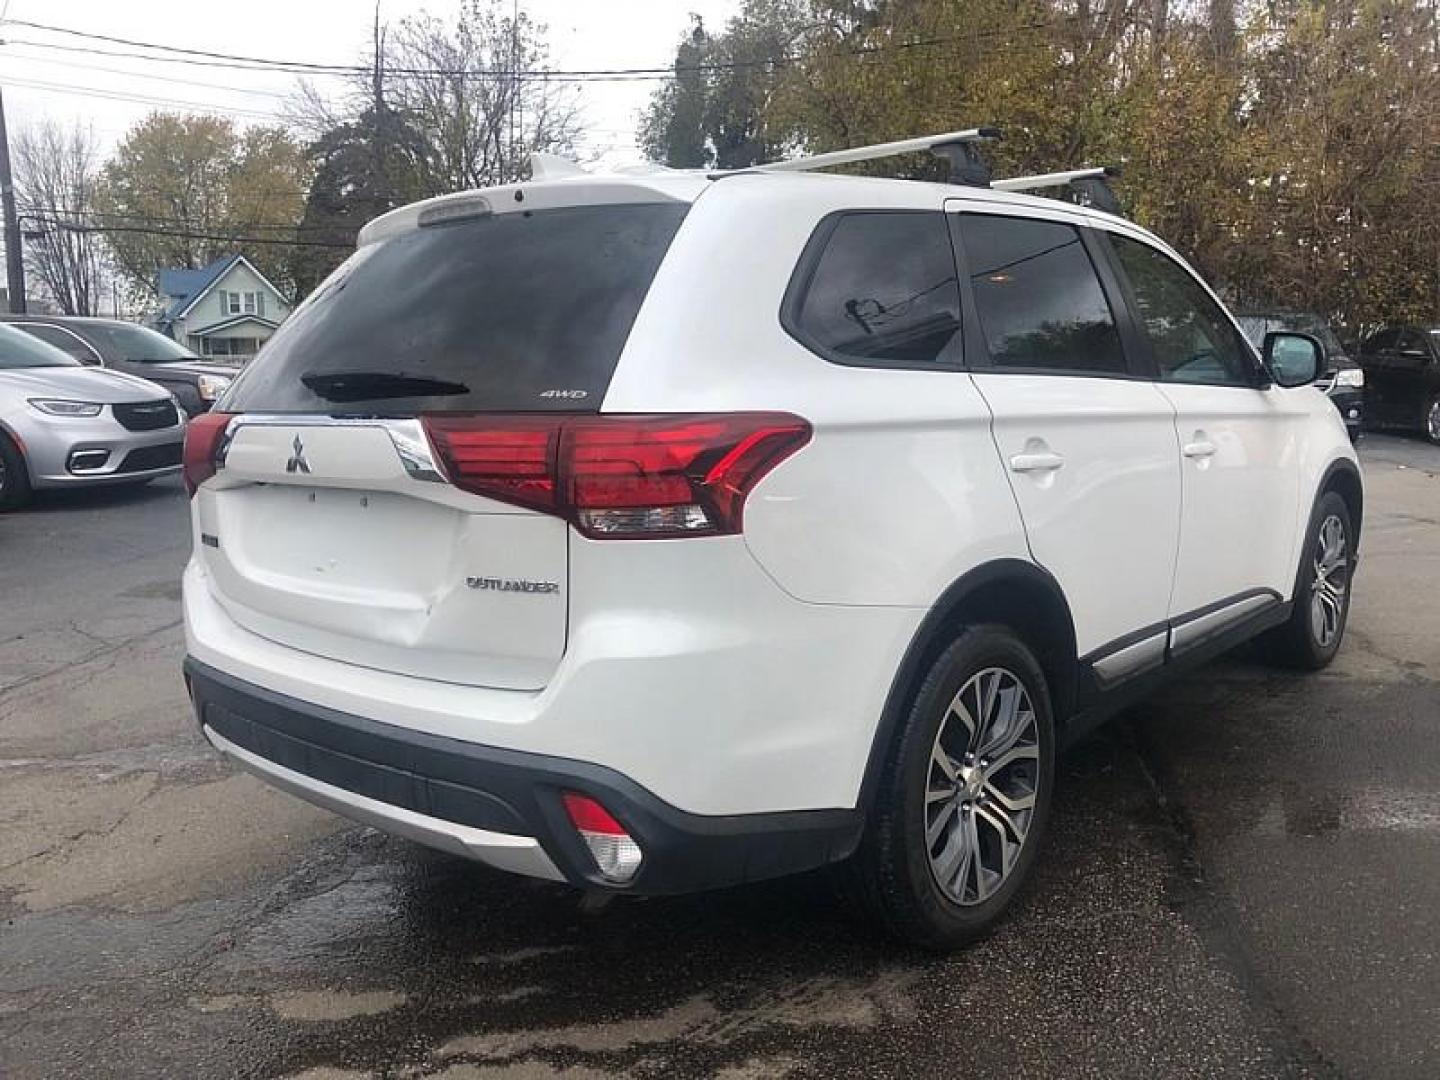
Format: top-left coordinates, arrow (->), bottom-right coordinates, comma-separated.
187,658 -> 863,894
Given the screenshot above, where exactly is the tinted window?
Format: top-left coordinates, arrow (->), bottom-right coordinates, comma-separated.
958,215 -> 1125,375
1108,235 -> 1254,387
223,203 -> 688,414
790,212 -> 961,367
16,323 -> 97,364
0,323 -> 78,369
79,322 -> 196,363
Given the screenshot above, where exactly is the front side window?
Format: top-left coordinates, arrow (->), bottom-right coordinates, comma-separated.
788,211 -> 962,367
957,214 -> 1126,376
1108,234 -> 1255,387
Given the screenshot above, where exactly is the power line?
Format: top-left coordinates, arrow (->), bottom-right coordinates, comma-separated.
0,16 -> 1082,82
2,45 -> 295,99
0,76 -> 286,120
43,218 -> 350,249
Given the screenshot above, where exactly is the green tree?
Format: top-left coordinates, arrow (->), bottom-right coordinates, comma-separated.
640,0 -> 809,170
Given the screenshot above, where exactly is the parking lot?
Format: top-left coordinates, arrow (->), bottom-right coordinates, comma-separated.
0,434 -> 1436,1080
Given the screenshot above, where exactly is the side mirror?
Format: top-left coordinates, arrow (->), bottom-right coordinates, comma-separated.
1264,331 -> 1323,388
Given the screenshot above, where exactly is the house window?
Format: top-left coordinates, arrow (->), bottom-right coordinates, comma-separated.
243,292 -> 256,315
221,290 -> 265,317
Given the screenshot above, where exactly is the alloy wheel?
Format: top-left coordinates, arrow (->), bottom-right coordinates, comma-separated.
1427,398 -> 1440,443
925,667 -> 1040,906
1310,513 -> 1349,649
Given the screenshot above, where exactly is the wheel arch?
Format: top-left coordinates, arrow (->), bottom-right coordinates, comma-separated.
858,558 -> 1078,812
1317,457 -> 1363,554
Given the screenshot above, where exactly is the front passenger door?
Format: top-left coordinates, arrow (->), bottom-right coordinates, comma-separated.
1103,232 -> 1302,628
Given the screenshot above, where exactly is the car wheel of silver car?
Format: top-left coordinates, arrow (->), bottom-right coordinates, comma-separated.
854,624 -> 1055,950
1265,490 -> 1353,670
0,431 -> 32,511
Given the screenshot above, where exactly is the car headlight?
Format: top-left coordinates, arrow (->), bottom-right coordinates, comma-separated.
1332,367 -> 1364,389
29,399 -> 103,417
196,374 -> 233,402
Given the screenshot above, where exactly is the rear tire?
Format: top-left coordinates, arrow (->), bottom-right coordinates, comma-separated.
1425,393 -> 1440,445
1264,491 -> 1353,670
0,432 -> 32,511
852,625 -> 1055,950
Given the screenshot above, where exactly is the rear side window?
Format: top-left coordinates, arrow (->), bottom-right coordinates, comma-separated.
957,215 -> 1126,376
1107,234 -> 1255,387
786,211 -> 962,368
222,203 -> 688,414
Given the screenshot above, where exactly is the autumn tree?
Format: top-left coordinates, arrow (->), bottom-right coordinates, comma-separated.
96,113 -> 308,302
13,120 -> 108,315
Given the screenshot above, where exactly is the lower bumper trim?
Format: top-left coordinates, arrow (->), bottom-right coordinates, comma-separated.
186,657 -> 865,894
204,724 -> 564,880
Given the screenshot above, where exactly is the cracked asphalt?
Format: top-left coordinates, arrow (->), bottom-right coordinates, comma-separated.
1,435 -> 1437,1079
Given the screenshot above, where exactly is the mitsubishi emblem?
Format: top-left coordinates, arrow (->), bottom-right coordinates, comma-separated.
286,434 -> 312,475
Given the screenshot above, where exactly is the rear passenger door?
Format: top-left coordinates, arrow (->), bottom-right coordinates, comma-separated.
1101,231 -> 1301,627
950,208 -> 1181,675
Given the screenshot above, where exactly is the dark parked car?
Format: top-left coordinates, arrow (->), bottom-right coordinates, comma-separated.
0,316 -> 239,416
1237,312 -> 1364,439
1358,325 -> 1440,444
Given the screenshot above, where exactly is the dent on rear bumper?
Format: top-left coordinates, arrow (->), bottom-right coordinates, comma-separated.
183,540 -> 924,818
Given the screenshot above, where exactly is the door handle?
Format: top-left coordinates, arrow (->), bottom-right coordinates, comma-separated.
1009,451 -> 1065,473
1182,439 -> 1217,459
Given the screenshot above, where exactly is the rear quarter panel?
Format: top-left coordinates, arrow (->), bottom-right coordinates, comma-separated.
601,174 -> 1032,608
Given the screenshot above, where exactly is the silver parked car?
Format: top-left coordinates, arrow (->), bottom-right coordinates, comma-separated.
0,323 -> 186,510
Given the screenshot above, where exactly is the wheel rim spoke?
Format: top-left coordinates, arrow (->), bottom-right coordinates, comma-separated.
925,665 -> 1040,908
1309,513 -> 1348,648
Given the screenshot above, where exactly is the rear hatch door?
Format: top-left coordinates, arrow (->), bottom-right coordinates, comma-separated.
194,194 -> 691,690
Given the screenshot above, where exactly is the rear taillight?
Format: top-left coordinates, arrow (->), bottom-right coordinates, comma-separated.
562,791 -> 643,883
422,413 -> 810,539
182,411 -> 233,496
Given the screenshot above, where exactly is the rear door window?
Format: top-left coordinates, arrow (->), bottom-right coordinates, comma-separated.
222,203 -> 689,414
956,214 -> 1127,376
785,211 -> 962,368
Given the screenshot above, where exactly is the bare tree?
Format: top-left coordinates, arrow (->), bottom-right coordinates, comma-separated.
14,121 -> 107,315
386,0 -> 582,193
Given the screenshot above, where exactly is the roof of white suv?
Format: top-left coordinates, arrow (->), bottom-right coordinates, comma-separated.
359,165 -> 1156,252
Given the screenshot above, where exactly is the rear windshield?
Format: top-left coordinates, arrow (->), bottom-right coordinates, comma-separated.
82,322 -> 197,363
221,203 -> 689,414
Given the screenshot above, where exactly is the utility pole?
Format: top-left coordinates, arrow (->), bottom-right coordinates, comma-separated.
0,86 -> 26,314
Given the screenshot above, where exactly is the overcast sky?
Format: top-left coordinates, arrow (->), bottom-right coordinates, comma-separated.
0,0 -> 742,162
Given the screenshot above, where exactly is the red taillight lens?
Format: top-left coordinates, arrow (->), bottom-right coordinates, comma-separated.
422,413 -> 810,539
420,415 -> 559,512
562,791 -> 643,883
182,411 -> 233,496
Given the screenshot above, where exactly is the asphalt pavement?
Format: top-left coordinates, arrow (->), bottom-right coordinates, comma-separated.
1,435 -> 1437,1079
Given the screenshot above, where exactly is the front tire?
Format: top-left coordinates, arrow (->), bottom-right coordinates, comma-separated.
1425,393 -> 1440,445
0,432 -> 32,511
1265,491 -> 1353,669
853,625 -> 1055,950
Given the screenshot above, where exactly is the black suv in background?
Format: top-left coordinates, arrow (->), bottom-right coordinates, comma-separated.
1358,325 -> 1440,444
0,316 -> 239,416
1237,312 -> 1364,440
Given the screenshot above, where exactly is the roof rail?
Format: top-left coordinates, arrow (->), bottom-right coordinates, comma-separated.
992,166 -> 1123,215
751,128 -> 1003,187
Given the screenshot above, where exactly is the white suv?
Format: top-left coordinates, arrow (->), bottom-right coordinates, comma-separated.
182,140 -> 1360,949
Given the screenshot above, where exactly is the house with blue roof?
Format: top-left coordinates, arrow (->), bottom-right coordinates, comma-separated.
152,254 -> 291,361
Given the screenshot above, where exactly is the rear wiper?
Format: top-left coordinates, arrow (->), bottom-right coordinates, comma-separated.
300,370 -> 470,403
